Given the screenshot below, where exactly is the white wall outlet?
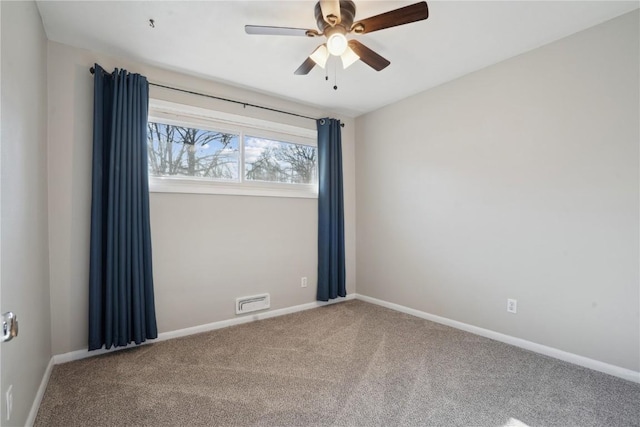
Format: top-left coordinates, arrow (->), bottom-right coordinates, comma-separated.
5,384 -> 13,421
301,277 -> 308,288
507,298 -> 517,314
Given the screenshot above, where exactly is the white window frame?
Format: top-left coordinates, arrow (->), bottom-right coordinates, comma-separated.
148,99 -> 318,199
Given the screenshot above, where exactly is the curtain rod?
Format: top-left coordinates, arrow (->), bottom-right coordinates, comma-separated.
89,67 -> 344,127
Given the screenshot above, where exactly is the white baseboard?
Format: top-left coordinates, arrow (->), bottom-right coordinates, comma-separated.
355,293 -> 640,384
53,294 -> 355,365
25,357 -> 54,427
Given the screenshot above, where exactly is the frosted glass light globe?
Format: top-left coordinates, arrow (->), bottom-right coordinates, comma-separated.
327,32 -> 348,56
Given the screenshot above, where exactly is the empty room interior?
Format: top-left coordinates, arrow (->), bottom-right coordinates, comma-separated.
1,0 -> 639,426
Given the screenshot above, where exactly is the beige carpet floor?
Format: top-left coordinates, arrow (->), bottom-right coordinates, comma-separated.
35,300 -> 639,426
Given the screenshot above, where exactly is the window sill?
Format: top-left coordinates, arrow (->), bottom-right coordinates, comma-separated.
148,176 -> 318,199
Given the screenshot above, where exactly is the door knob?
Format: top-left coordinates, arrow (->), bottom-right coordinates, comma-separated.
1,312 -> 18,343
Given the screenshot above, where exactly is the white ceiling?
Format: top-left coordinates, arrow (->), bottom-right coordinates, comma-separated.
36,0 -> 638,117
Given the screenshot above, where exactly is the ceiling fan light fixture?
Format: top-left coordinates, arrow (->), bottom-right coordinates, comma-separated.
247,1 -> 431,76
341,46 -> 359,69
310,44 -> 330,68
327,32 -> 348,56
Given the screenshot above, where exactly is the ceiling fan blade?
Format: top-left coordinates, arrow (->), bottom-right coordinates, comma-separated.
347,40 -> 390,71
320,0 -> 341,25
294,57 -> 317,75
245,25 -> 319,37
351,2 -> 429,34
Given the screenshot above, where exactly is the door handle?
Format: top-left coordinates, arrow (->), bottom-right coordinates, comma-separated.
1,312 -> 18,343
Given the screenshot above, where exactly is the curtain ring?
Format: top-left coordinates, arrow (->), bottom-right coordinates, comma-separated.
319,118 -> 326,125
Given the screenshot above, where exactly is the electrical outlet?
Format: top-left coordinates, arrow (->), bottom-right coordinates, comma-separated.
6,385 -> 13,421
507,299 -> 517,314
301,277 -> 308,288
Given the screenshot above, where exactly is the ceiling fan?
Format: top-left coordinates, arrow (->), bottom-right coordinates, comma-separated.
245,0 -> 429,75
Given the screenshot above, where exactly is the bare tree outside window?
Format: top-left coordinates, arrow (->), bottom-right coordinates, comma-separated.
147,122 -> 239,180
147,122 -> 317,187
245,136 -> 317,184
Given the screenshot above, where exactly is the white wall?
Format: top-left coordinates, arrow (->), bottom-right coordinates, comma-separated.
47,41 -> 356,355
1,1 -> 52,425
355,11 -> 639,371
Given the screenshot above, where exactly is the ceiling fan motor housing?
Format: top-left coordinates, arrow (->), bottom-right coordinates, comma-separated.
314,0 -> 356,33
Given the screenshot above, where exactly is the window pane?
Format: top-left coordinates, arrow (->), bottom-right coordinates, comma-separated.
147,122 -> 239,180
244,136 -> 317,184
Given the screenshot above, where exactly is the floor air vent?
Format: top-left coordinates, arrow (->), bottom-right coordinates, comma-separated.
236,293 -> 270,315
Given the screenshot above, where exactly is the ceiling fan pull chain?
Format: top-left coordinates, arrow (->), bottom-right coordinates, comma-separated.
333,59 -> 338,90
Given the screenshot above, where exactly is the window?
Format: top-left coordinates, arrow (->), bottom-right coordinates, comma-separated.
147,100 -> 317,198
244,136 -> 317,184
148,122 -> 239,181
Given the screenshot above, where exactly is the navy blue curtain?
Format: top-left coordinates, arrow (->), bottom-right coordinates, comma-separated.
88,64 -> 158,351
317,118 -> 346,301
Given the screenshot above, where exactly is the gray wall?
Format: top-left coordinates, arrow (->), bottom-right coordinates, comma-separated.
1,1 -> 52,425
47,41 -> 356,355
355,11 -> 639,371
